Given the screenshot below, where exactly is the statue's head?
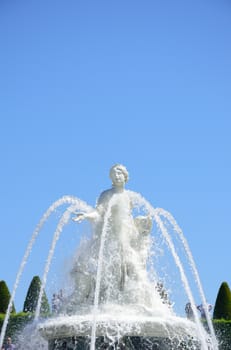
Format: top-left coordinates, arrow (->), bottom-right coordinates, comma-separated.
109,164 -> 129,185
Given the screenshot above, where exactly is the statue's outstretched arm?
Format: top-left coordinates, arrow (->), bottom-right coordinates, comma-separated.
72,209 -> 100,223
72,190 -> 107,223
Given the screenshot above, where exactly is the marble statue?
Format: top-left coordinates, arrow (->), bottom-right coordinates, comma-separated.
65,164 -> 153,312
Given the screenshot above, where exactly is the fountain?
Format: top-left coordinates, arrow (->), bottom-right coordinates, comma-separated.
0,164 -> 218,349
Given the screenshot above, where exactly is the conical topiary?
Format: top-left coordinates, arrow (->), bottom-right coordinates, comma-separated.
23,276 -> 50,314
0,280 -> 16,313
213,281 -> 231,320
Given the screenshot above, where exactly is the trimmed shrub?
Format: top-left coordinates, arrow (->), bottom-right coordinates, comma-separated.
213,320 -> 231,350
0,312 -> 33,336
0,312 -> 34,345
0,280 -> 16,313
213,282 -> 231,320
23,276 -> 50,314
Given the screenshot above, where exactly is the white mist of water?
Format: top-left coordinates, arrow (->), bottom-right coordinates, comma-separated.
155,208 -> 218,350
0,195 -> 92,349
35,198 -> 93,319
153,213 -> 208,350
128,191 -> 216,350
35,204 -> 74,319
90,197 -> 115,350
89,191 -> 210,349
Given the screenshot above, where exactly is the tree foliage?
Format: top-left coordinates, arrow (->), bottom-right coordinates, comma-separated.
0,280 -> 16,314
213,282 -> 231,320
23,276 -> 50,314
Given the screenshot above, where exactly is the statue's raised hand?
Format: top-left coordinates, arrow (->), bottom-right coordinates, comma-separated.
72,209 -> 100,223
72,213 -> 86,222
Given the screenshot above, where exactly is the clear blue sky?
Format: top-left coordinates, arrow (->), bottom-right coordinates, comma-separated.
0,0 -> 231,314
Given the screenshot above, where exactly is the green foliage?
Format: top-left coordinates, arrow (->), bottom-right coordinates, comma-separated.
23,276 -> 50,314
213,320 -> 231,350
0,280 -> 16,313
213,282 -> 231,320
0,312 -> 34,343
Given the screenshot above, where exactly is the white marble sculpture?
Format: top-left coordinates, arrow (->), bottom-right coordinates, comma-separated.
65,164 -> 160,313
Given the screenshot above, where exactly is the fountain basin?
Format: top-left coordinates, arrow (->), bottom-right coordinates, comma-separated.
38,308 -> 202,349
39,314 -> 198,339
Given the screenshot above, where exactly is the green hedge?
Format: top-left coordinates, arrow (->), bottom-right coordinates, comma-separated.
213,320 -> 231,350
0,312 -> 34,343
